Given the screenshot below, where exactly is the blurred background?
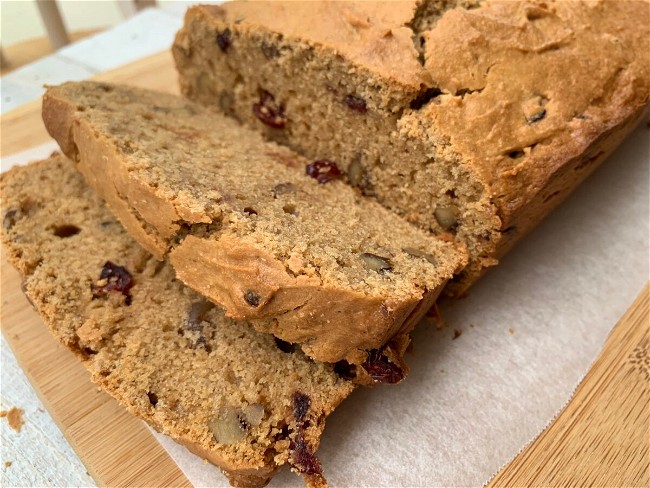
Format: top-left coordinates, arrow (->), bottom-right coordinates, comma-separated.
1,1 -> 218,74
0,0 -> 222,114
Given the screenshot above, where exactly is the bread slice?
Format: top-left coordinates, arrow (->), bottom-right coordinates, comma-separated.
0,154 -> 355,488
173,0 -> 650,296
42,81 -> 466,378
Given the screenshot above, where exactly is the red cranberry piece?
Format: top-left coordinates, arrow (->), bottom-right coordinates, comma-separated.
292,391 -> 310,422
344,94 -> 367,113
91,261 -> 134,305
252,90 -> 286,129
305,160 -> 342,184
290,431 -> 323,476
216,28 -> 231,52
361,349 -> 404,384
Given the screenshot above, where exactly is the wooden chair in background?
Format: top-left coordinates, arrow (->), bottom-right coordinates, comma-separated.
36,0 -> 157,50
1,0 -> 156,74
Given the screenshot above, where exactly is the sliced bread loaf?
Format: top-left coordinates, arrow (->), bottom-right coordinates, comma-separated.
0,154 -> 355,487
42,81 -> 466,376
173,0 -> 650,295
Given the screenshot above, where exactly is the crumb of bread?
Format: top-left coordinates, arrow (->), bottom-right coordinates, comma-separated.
0,407 -> 24,432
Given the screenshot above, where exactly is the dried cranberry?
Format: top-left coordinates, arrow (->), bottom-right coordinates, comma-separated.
333,360 -> 356,380
343,94 -> 367,113
361,349 -> 404,384
252,90 -> 286,129
244,290 -> 261,307
292,391 -> 310,422
290,431 -> 323,476
91,261 -> 134,305
216,28 -> 232,52
274,337 -> 296,353
305,160 -> 342,184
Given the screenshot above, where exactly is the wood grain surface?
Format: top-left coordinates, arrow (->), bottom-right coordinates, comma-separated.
1,50 -> 648,488
489,283 -> 650,487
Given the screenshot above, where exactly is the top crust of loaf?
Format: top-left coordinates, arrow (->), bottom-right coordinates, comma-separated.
197,1 -> 432,95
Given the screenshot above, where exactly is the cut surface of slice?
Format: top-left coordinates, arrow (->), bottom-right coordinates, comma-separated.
0,154 -> 355,488
42,81 -> 466,373
173,0 -> 650,295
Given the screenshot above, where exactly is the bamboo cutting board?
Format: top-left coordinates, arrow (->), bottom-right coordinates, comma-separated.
1,50 -> 649,487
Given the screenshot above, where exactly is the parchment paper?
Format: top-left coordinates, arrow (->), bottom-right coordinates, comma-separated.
4,120 -> 648,486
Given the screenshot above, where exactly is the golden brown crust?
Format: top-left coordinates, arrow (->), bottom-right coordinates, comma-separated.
206,1 -> 431,95
421,0 -> 650,231
169,234 -> 421,364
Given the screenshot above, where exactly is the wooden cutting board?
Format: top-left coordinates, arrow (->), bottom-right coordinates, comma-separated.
1,51 -> 648,487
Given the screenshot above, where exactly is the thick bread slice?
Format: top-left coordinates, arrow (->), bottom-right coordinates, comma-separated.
42,81 -> 467,377
0,154 -> 355,488
173,0 -> 650,296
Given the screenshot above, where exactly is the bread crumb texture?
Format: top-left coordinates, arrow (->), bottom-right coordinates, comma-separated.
0,407 -> 24,432
0,155 -> 355,488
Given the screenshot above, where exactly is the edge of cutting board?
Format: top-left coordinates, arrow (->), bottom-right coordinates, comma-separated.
488,282 -> 649,487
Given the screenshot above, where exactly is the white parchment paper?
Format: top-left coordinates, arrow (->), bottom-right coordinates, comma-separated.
4,121 -> 648,487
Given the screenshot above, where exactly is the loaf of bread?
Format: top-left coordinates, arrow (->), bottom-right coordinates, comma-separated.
0,154 -> 355,488
173,0 -> 650,295
42,81 -> 466,376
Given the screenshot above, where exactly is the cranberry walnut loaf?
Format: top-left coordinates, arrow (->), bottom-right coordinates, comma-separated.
173,0 -> 650,295
0,154 -> 355,488
42,82 -> 467,376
